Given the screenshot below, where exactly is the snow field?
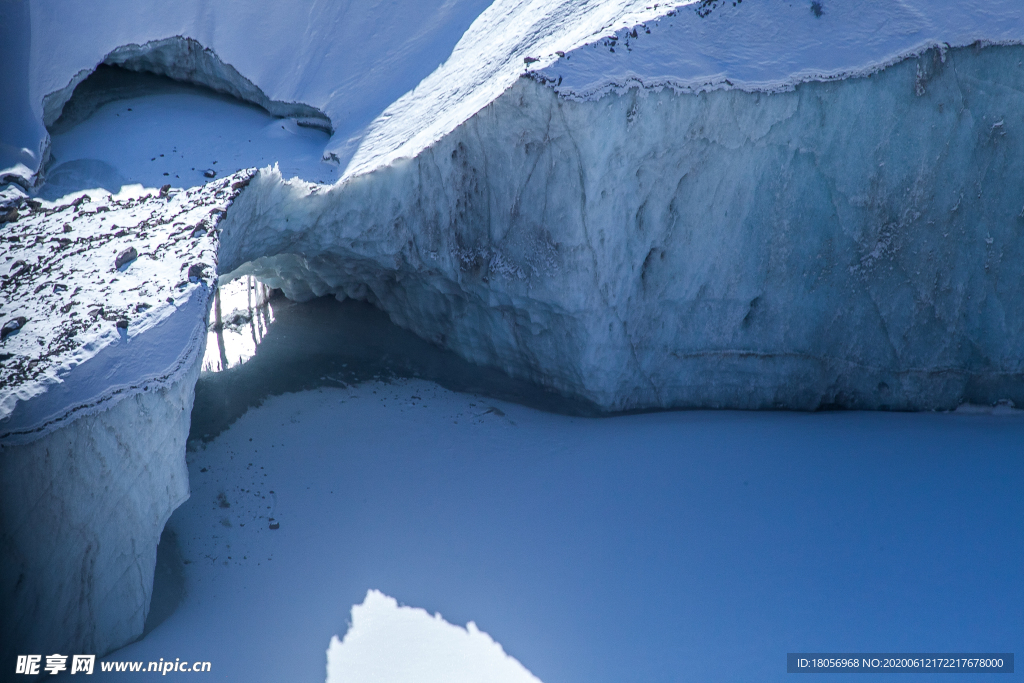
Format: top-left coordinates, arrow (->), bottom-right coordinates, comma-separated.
75,377 -> 1023,682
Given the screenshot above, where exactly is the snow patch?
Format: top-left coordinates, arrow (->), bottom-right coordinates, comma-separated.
326,591 -> 543,683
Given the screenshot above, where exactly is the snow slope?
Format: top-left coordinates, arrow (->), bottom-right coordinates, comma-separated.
8,0 -> 1024,189
0,172 -> 251,438
539,0 -> 1024,98
11,0 -> 495,185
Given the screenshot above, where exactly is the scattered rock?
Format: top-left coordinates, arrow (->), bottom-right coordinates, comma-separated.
115,319 -> 129,330
1,317 -> 27,341
114,247 -> 138,270
159,184 -> 171,198
0,208 -> 17,223
203,169 -> 216,178
524,56 -> 539,65
268,519 -> 280,530
187,263 -> 207,282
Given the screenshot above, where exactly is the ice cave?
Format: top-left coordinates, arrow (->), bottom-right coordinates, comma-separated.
1,1 -> 1022,681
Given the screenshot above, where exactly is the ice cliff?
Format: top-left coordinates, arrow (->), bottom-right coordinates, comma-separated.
222,43 -> 1024,411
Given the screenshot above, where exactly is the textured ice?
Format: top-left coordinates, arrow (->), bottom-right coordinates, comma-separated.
0,342 -> 199,668
219,44 -> 1024,411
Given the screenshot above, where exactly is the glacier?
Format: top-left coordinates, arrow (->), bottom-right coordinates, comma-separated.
3,0 -> 1024,672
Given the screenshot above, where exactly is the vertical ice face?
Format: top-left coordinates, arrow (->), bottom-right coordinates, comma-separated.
0,350 -> 199,667
219,44 -> 1024,411
0,175 -> 251,667
326,591 -> 543,683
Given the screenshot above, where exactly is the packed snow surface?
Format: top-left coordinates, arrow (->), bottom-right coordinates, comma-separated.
77,375 -> 1022,682
539,0 -> 1024,97
41,70 -> 335,199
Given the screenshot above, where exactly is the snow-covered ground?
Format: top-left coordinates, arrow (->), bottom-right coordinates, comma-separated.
72,371 -> 1021,682
539,0 -> 1024,97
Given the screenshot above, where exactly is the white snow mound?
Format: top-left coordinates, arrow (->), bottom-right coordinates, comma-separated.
326,590 -> 543,683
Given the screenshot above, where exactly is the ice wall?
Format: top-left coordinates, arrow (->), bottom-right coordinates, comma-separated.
221,44 -> 1024,411
0,175 -> 249,669
0,344 -> 200,668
